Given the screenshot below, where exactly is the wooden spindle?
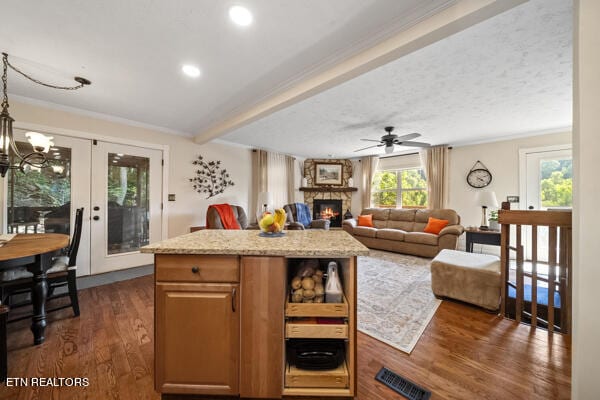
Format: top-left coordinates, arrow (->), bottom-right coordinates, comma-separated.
531,225 -> 538,330
500,222 -> 510,317
515,225 -> 523,324
548,226 -> 557,333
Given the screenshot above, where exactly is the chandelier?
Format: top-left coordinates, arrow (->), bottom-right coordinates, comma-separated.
0,52 -> 91,177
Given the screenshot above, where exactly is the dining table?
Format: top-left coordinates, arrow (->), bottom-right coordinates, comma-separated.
0,233 -> 69,345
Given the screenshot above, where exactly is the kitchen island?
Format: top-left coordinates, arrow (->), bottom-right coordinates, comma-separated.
141,229 -> 369,399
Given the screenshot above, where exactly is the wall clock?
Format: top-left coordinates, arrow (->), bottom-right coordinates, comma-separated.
467,160 -> 492,188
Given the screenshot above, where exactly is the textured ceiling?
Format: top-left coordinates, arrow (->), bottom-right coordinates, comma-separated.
221,0 -> 572,158
0,0 -> 452,135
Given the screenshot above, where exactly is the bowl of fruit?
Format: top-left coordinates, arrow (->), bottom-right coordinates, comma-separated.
258,208 -> 287,237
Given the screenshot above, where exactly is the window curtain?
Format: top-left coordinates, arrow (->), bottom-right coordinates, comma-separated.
361,156 -> 379,209
251,149 -> 268,222
267,151 -> 294,208
420,145 -> 449,209
286,155 -> 295,205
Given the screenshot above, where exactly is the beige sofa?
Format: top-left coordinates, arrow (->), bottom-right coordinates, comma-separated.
342,208 -> 464,258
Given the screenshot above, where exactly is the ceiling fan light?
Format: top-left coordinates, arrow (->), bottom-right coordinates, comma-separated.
385,144 -> 394,154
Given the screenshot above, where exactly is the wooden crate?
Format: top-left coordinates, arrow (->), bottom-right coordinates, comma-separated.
285,322 -> 348,339
285,361 -> 348,389
285,295 -> 348,318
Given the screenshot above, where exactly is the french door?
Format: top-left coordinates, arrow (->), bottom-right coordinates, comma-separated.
520,145 -> 572,262
3,130 -> 163,276
90,141 -> 162,274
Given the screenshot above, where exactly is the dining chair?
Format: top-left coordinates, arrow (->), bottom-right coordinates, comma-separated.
0,207 -> 84,320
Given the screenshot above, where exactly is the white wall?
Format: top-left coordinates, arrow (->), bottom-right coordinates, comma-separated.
7,100 -> 252,238
448,131 -> 572,230
573,1 -> 600,397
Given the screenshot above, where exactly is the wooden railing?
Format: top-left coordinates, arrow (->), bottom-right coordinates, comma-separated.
499,209 -> 572,334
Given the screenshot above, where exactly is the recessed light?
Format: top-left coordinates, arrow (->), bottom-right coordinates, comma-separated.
182,64 -> 201,78
229,5 -> 253,26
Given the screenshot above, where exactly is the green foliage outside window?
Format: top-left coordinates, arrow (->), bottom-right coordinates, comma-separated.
540,159 -> 572,207
372,168 -> 427,208
108,165 -> 148,207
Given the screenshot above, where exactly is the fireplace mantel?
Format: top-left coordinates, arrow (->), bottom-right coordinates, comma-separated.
299,187 -> 358,193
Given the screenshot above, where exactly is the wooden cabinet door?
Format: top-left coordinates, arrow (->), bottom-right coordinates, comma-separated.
155,282 -> 239,395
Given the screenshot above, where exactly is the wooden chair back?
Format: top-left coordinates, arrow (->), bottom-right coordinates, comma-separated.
67,208 -> 84,267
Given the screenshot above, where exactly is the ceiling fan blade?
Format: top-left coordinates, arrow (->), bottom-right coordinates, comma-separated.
360,138 -> 383,143
394,132 -> 420,142
396,141 -> 431,148
354,144 -> 384,152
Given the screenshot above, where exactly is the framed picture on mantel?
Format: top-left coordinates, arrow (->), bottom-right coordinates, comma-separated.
315,162 -> 343,186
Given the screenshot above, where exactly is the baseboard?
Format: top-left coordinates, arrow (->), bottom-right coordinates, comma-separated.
76,265 -> 154,290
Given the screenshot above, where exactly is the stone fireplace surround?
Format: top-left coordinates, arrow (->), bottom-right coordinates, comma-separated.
302,159 -> 355,226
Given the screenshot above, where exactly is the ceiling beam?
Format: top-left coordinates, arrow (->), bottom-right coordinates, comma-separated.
194,0 -> 527,144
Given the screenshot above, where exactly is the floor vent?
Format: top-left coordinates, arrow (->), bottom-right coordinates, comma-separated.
375,367 -> 431,400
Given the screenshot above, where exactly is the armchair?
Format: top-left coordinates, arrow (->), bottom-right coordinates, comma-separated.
206,205 -> 249,229
283,203 -> 330,230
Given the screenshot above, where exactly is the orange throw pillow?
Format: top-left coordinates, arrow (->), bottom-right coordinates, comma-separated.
357,214 -> 374,227
424,217 -> 449,234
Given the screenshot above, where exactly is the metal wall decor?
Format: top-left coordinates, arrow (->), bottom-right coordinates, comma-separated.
0,52 -> 91,177
189,155 -> 235,198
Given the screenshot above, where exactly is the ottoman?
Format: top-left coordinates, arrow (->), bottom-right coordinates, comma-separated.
431,249 -> 501,311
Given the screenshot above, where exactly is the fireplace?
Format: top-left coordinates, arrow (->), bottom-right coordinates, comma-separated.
313,199 -> 343,228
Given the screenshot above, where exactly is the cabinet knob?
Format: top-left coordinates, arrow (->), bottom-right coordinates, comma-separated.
191,266 -> 200,274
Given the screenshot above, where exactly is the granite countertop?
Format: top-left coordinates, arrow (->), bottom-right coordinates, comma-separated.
141,229 -> 369,257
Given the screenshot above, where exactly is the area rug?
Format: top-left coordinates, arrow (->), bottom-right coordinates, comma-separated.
357,249 -> 441,354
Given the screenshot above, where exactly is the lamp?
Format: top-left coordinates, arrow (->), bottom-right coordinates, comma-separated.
477,190 -> 498,230
0,52 -> 91,177
385,144 -> 394,154
257,191 -> 273,216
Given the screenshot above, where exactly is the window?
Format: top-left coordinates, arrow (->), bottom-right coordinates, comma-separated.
371,168 -> 427,208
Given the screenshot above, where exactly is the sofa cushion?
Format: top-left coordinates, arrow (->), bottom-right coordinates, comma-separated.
415,209 -> 460,226
376,229 -> 406,241
404,232 -> 439,246
353,226 -> 378,238
388,209 -> 416,222
386,220 -> 414,231
361,208 -> 390,229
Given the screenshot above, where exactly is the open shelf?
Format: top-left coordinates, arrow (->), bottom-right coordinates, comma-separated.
285,294 -> 349,318
286,319 -> 348,339
282,257 -> 356,397
285,359 -> 349,389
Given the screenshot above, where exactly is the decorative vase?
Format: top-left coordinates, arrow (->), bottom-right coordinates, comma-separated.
347,177 -> 354,187
301,177 -> 308,187
489,220 -> 499,231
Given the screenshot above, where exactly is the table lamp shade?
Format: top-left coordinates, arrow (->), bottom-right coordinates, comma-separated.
478,191 -> 498,208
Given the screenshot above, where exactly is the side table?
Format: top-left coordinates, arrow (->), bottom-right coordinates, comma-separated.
465,228 -> 501,252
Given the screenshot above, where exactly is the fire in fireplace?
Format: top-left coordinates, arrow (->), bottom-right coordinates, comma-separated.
313,199 -> 343,228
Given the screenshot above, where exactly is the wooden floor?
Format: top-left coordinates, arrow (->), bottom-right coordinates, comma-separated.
1,275 -> 571,400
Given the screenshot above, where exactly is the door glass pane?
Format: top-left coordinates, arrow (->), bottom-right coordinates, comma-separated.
536,157 -> 572,262
6,142 -> 71,234
539,158 -> 572,209
107,153 -> 150,254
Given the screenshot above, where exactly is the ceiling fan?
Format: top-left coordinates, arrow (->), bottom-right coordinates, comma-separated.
354,126 -> 431,154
